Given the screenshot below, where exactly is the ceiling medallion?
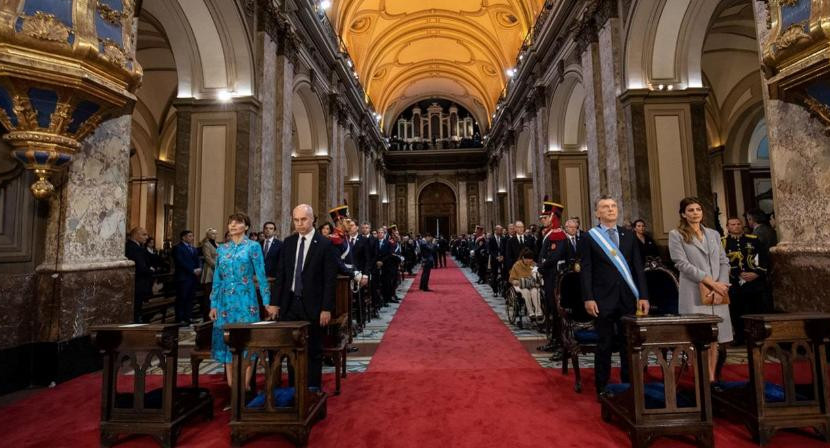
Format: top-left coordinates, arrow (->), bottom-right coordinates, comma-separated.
481,63 -> 498,77
496,12 -> 520,28
350,17 -> 372,33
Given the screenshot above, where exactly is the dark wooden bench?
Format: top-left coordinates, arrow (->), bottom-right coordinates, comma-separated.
600,314 -> 721,448
712,313 -> 830,445
323,275 -> 351,395
92,324 -> 213,448
224,322 -> 327,447
189,320 -> 214,387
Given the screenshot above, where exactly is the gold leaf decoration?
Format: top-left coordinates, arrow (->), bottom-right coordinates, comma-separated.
21,12 -> 71,44
775,21 -> 810,51
100,39 -> 127,68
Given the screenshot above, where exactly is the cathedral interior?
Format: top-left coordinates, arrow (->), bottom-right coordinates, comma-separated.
2,0 -> 830,446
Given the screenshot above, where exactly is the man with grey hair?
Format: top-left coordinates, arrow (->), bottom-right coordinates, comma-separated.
564,218 -> 581,259
273,204 -> 339,389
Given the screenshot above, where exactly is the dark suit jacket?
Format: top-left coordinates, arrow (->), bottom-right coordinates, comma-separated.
274,231 -> 338,319
126,240 -> 153,299
579,225 -> 648,311
262,237 -> 282,278
420,241 -> 436,265
352,234 -> 373,274
505,235 -> 536,274
564,234 -> 581,260
172,243 -> 201,284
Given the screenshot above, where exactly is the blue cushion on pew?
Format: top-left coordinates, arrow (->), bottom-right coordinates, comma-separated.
714,381 -> 811,403
247,387 -> 296,408
574,329 -> 599,343
604,382 -> 694,409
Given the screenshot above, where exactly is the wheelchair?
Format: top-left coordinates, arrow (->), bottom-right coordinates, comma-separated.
505,271 -> 546,332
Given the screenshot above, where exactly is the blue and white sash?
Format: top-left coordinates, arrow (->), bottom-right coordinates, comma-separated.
588,227 -> 640,298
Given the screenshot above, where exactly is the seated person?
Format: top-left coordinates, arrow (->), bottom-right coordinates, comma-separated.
509,248 -> 544,320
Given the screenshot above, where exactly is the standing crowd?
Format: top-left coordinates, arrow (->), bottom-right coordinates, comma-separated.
124,193 -> 777,401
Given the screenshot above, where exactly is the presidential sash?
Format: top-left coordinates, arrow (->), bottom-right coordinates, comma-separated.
588,227 -> 640,298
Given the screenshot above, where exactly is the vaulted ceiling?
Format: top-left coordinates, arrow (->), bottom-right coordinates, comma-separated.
328,0 -> 545,132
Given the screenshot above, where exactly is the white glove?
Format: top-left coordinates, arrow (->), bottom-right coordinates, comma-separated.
353,271 -> 363,282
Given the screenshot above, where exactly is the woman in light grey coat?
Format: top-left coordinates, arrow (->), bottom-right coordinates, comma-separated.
668,197 -> 732,382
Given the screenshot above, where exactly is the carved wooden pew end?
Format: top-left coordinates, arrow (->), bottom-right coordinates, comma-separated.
224,322 -> 328,447
712,313 -> 830,445
600,314 -> 721,448
92,324 -> 214,448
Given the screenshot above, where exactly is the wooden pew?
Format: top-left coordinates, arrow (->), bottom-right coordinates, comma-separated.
323,275 -> 351,395
189,320 -> 213,388
600,314 -> 721,448
92,324 -> 213,448
712,313 -> 830,445
224,322 -> 327,447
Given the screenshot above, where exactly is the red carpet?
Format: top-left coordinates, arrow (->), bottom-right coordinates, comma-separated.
1,259 -> 828,447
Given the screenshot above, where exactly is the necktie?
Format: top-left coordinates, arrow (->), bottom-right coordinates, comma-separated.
519,236 -> 523,245
570,236 -> 576,250
607,228 -> 619,247
294,236 -> 306,296
264,239 -> 270,255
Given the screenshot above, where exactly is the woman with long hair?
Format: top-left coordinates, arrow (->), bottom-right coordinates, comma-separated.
668,197 -> 732,381
209,213 -> 278,396
318,221 -> 334,238
632,219 -> 660,259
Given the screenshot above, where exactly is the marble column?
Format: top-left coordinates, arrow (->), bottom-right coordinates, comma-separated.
273,50 -> 294,237
597,16 -> 631,221
251,30 -> 278,227
580,42 -> 606,211
752,1 -> 830,312
619,89 -> 713,242
35,115 -> 133,380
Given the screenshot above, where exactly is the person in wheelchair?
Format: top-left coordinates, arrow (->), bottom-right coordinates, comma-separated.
509,248 -> 544,321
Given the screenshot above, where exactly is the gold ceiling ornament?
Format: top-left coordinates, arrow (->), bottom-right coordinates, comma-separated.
329,1 -> 544,121
0,0 -> 142,199
763,0 -> 830,133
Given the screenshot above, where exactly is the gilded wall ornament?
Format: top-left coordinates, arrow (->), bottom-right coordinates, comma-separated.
0,1 -> 141,198
774,22 -> 810,51
20,12 -> 71,44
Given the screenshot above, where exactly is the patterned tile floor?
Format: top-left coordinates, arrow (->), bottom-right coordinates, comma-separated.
455,259 -> 748,369
139,270 -> 417,377
139,263 -> 748,376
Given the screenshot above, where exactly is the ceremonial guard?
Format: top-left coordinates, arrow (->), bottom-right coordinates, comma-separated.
722,217 -> 770,344
537,198 -> 568,353
328,202 -> 355,276
378,224 -> 402,304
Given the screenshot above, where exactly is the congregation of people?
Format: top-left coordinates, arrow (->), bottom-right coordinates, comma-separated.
124,192 -> 778,402
445,196 -> 777,399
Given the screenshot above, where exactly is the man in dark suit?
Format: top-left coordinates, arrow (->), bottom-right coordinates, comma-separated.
579,195 -> 649,399
488,225 -> 506,294
274,204 -> 339,389
261,221 -> 282,278
419,234 -> 436,291
505,221 -> 536,276
172,230 -> 201,325
563,218 -> 581,260
126,227 -> 154,323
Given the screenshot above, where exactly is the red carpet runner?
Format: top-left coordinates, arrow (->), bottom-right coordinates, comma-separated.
0,259 -> 826,447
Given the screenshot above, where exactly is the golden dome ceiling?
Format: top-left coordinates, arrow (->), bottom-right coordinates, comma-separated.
328,0 -> 545,130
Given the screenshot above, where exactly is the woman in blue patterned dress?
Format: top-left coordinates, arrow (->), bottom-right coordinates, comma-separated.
209,213 -> 278,387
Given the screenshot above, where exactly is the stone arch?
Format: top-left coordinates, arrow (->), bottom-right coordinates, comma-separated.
418,181 -> 458,237
142,0 -> 254,99
514,127 -> 532,178
292,81 -> 329,156
548,67 -> 586,152
344,136 -> 361,181
624,0 -> 721,89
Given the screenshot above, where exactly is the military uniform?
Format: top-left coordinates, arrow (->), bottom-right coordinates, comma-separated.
722,233 -> 769,344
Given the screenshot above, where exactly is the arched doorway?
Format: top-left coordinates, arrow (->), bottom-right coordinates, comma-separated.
419,182 -> 457,237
